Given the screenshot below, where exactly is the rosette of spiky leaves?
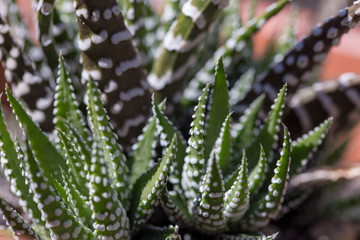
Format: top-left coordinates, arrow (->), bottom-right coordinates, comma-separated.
73,0 -> 151,148
158,64 -> 297,238
236,2 -> 360,117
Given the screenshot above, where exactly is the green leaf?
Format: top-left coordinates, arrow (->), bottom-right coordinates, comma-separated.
129,100 -> 166,185
0,196 -> 41,240
52,172 -> 93,228
58,131 -> 89,196
54,54 -> 91,148
216,113 -> 232,175
88,138 -> 130,239
24,139 -> 95,239
220,232 -> 279,240
6,87 -> 67,183
87,77 -> 130,206
182,84 -> 210,201
248,145 -> 268,196
36,0 -> 58,70
246,84 -> 287,170
243,126 -> 291,230
232,94 -> 264,164
152,97 -> 186,191
204,57 -> 230,159
230,68 -> 256,106
290,118 -> 332,176
194,151 -> 228,234
160,187 -> 193,229
136,225 -> 178,240
130,135 -> 176,233
224,151 -> 249,223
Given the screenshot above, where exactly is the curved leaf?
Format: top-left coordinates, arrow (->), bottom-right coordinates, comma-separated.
130,135 -> 176,233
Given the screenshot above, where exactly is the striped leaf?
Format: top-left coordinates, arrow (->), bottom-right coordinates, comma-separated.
36,0 -> 58,71
0,17 -> 53,131
181,84 -> 210,201
186,0 -> 290,104
149,0 -> 230,101
238,2 -> 360,116
286,74 -> 360,136
74,0 -> 151,147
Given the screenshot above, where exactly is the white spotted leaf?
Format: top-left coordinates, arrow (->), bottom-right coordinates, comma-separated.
0,196 -> 41,240
181,83 -> 210,201
289,117 -> 332,176
87,77 -> 130,207
24,139 -> 95,239
129,135 -> 176,233
245,84 -> 286,170
6,87 -> 67,183
242,126 -> 291,230
224,151 -> 249,223
194,151 -> 228,234
54,55 -> 91,148
129,100 -> 166,186
89,138 -> 130,239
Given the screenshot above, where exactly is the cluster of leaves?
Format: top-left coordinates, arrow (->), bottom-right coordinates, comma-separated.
0,0 -> 360,239
0,55 -> 333,239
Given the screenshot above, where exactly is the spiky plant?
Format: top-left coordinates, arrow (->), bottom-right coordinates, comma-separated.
1,0 -> 360,239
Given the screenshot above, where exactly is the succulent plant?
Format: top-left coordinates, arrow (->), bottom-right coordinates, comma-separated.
0,0 -> 360,239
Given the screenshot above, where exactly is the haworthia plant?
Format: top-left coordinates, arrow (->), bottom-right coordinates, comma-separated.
1,0 -> 360,239
0,65 -> 177,239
